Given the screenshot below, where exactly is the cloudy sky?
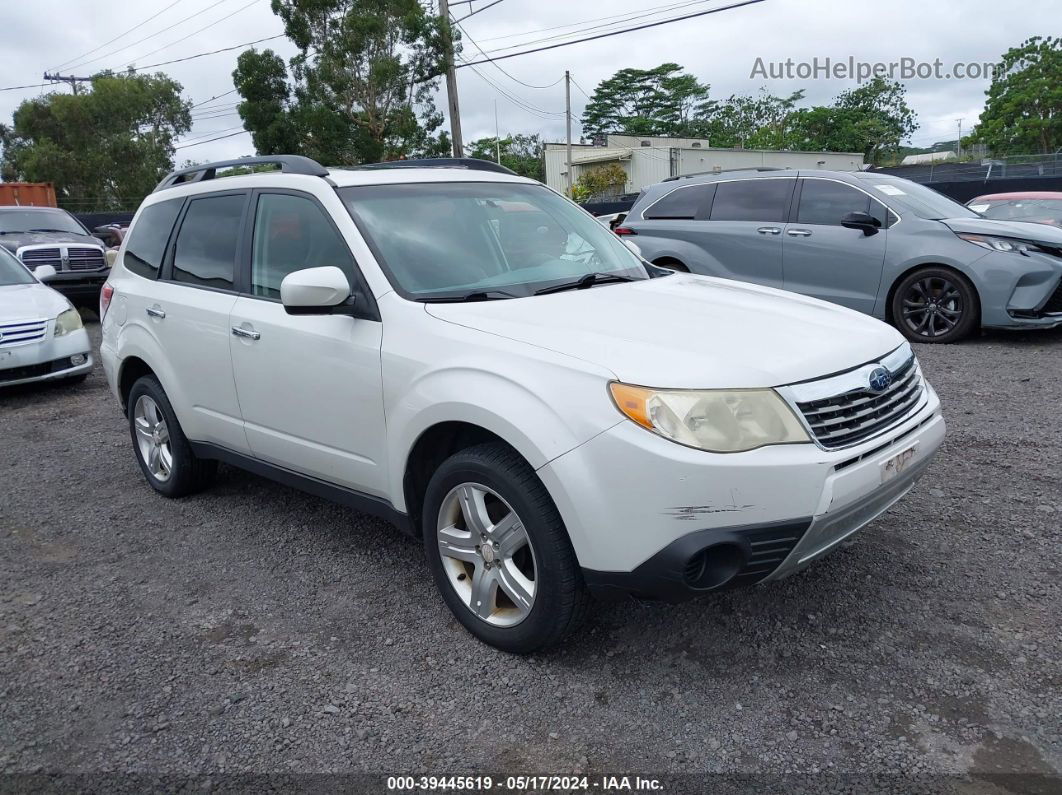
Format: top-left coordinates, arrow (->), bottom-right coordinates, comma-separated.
0,0 -> 1052,166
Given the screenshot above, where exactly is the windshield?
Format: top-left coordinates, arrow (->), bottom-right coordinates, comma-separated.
339,182 -> 647,299
864,176 -> 978,220
0,208 -> 88,235
969,198 -> 1062,227
0,247 -> 36,286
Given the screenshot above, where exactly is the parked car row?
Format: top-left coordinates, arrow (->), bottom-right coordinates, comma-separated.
613,169 -> 1062,343
95,155 -> 946,653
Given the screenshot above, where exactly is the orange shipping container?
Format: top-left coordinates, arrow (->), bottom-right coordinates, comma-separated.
0,182 -> 58,207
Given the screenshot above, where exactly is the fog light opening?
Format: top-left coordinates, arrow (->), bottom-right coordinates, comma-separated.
70,354 -> 87,366
683,543 -> 745,590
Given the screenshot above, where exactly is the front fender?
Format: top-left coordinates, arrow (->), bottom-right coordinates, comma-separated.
386,365 -> 619,514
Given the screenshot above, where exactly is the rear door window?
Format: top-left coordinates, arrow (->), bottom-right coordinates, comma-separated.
709,179 -> 794,222
642,184 -> 714,220
123,199 -> 183,279
171,194 -> 246,290
797,180 -> 870,225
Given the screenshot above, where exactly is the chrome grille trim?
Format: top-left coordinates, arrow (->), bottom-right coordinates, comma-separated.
17,243 -> 107,272
0,318 -> 49,348
777,342 -> 928,451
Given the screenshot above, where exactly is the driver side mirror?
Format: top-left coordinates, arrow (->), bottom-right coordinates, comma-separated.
33,264 -> 57,280
841,211 -> 882,236
105,249 -> 119,267
280,266 -> 355,316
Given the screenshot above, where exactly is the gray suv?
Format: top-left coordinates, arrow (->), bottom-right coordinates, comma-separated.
620,169 -> 1062,343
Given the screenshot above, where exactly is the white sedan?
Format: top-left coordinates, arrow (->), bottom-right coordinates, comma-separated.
0,246 -> 92,388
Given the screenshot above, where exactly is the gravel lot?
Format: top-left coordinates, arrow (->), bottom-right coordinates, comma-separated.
1,321 -> 1060,790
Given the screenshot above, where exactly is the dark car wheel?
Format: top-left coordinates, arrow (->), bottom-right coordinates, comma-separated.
127,375 -> 217,498
654,258 -> 689,273
891,268 -> 979,343
422,442 -> 589,654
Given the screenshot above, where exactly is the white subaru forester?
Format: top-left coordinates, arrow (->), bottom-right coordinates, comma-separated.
100,156 -> 945,652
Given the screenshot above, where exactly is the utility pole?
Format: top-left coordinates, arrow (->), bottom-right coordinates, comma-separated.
565,70 -> 573,196
956,118 -> 963,159
494,100 -> 501,164
438,0 -> 464,157
42,73 -> 91,94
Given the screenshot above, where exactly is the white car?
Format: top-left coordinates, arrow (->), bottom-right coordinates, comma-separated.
100,156 -> 945,653
0,247 -> 92,388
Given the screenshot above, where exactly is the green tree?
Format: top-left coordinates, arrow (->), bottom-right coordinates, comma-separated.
571,162 -> 627,202
234,0 -> 451,165
830,78 -> 917,163
697,88 -> 805,149
972,36 -> 1062,155
466,133 -> 544,180
0,72 -> 190,209
581,63 -> 710,138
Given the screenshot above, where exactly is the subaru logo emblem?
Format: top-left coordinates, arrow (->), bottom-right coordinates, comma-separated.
868,366 -> 892,392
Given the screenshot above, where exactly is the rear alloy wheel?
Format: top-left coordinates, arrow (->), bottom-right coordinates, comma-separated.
892,268 -> 978,343
422,442 -> 589,653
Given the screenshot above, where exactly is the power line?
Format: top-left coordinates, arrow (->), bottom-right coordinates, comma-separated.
129,34 -> 285,73
452,18 -> 563,90
174,129 -> 250,149
464,64 -> 565,120
64,0 -> 239,72
457,0 -> 766,66
453,0 -> 507,23
190,88 -> 239,109
570,75 -> 592,99
51,0 -> 183,71
0,82 -> 51,93
121,0 -> 263,69
472,0 -> 711,46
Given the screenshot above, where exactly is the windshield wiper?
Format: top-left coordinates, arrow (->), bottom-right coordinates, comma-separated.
28,228 -> 74,233
534,272 -> 637,295
420,289 -> 520,303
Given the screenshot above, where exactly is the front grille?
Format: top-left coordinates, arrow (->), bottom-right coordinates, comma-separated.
0,356 -> 77,384
0,318 -> 48,347
66,246 -> 106,270
1042,279 -> 1062,315
795,356 -> 924,450
19,248 -> 62,268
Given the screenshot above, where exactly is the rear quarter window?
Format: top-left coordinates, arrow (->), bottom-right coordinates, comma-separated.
123,199 -> 183,279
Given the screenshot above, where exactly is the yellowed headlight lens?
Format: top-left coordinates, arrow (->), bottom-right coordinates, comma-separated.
54,307 -> 83,337
609,382 -> 810,453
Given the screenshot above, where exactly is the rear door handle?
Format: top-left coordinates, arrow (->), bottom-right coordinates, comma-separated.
231,325 -> 261,341
757,226 -> 781,235
145,306 -> 166,319
787,229 -> 812,237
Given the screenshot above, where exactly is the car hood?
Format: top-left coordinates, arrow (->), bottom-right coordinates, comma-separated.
0,282 -> 69,321
425,274 -> 905,389
0,231 -> 104,253
940,216 -> 1062,245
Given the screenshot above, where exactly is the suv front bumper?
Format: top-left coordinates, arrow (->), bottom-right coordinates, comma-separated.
539,386 -> 944,601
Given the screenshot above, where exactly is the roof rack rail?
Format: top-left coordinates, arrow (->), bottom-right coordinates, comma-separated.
662,166 -> 787,182
351,157 -> 518,176
154,155 -> 329,192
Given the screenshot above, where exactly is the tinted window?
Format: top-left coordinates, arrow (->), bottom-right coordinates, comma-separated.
171,194 -> 245,290
124,199 -> 182,279
643,184 -> 713,220
0,246 -> 35,286
710,179 -> 793,222
251,193 -> 356,299
797,180 -> 870,225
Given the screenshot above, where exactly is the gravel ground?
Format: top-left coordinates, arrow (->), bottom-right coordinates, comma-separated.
1,321 -> 1060,791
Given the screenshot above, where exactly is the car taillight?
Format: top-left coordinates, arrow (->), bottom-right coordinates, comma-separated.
100,283 -> 114,322
613,226 -> 636,236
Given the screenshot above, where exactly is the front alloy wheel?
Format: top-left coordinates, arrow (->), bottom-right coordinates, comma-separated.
892,267 -> 978,343
436,483 -> 537,627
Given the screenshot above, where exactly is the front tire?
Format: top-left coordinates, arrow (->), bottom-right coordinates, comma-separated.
127,375 -> 217,498
422,442 -> 589,653
891,267 -> 979,343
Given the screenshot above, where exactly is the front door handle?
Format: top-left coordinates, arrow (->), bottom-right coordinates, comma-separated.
757,226 -> 781,235
787,228 -> 813,237
145,306 -> 166,319
231,326 -> 261,341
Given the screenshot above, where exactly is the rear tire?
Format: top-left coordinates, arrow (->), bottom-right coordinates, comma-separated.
654,258 -> 689,273
127,375 -> 217,498
422,442 -> 589,653
891,267 -> 979,343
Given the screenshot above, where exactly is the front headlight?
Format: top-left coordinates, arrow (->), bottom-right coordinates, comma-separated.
54,307 -> 83,337
955,233 -> 1032,254
608,382 -> 810,453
